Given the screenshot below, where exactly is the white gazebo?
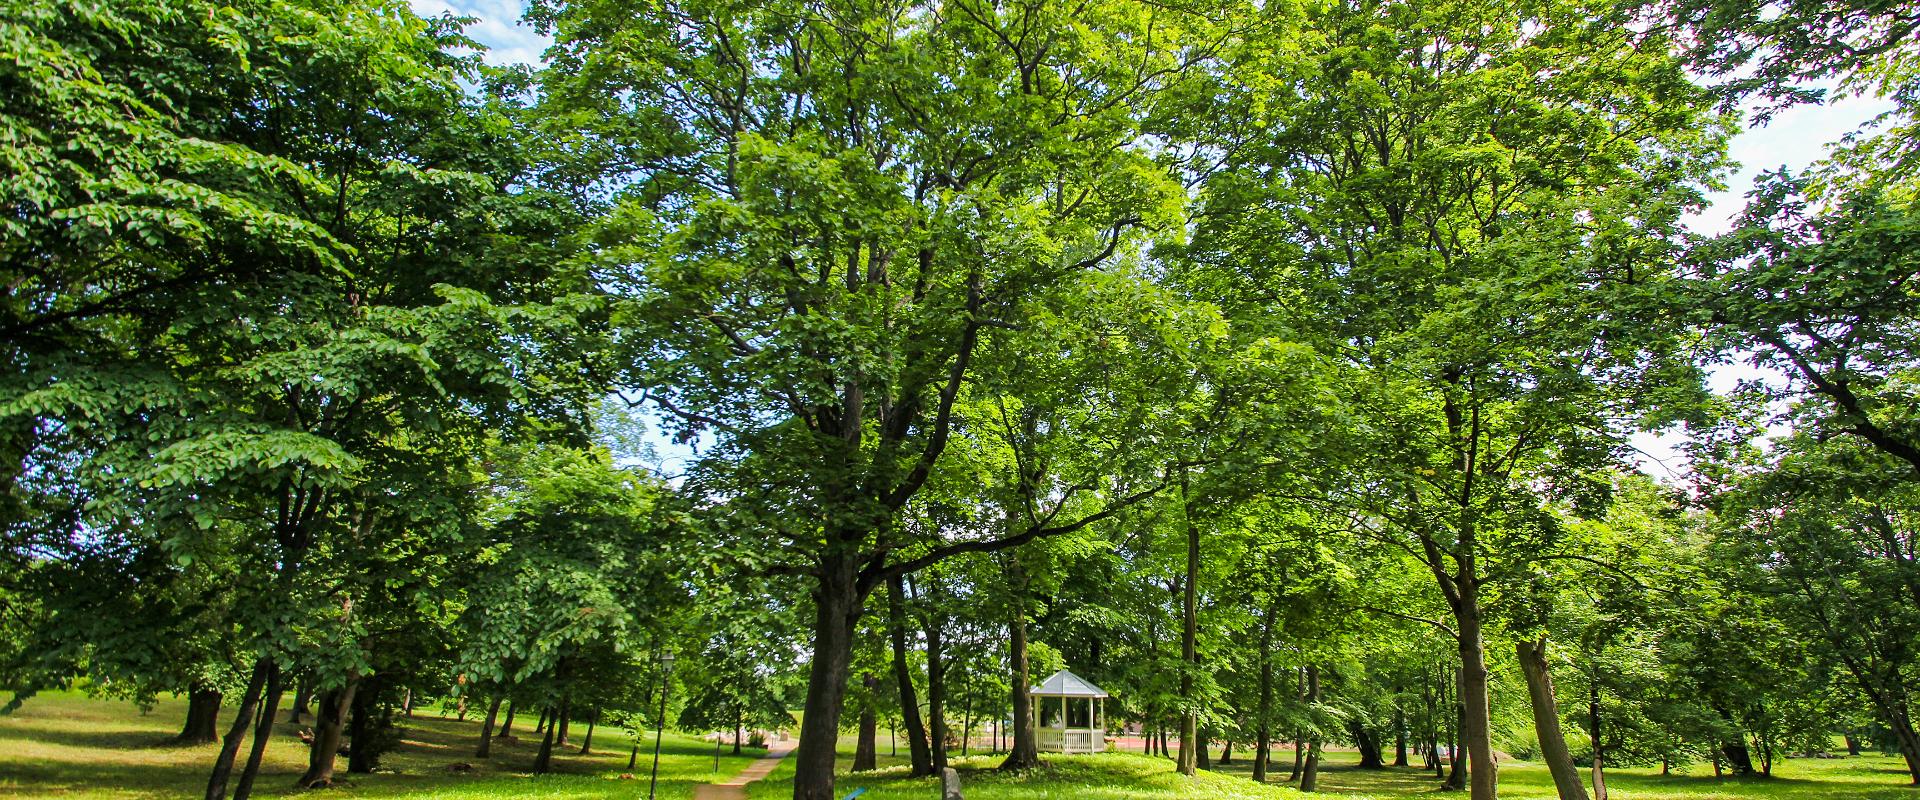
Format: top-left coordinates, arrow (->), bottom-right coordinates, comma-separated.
1031,669 -> 1109,754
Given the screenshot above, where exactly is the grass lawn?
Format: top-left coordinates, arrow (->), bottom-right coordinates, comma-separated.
6,693 -> 1917,799
0,690 -> 768,798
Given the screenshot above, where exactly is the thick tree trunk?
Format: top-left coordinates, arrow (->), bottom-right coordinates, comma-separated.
792,555 -> 863,800
181,685 -> 224,744
1454,584 -> 1495,799
1517,638 -> 1588,800
478,697 -> 503,758
853,674 -> 879,772
232,666 -> 283,800
1218,739 -> 1232,765
1001,562 -> 1041,771
1721,737 -> 1755,775
1196,725 -> 1212,770
887,576 -> 934,776
348,675 -> 384,774
203,659 -> 267,800
1354,721 -> 1384,768
296,678 -> 358,788
557,697 -> 572,746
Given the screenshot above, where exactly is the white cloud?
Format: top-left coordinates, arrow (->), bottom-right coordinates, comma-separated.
409,0 -> 550,67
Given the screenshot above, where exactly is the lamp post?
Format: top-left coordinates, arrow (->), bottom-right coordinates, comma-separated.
647,651 -> 676,800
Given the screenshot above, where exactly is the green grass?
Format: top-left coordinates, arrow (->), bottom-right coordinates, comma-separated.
6,693 -> 1917,799
0,690 -> 768,798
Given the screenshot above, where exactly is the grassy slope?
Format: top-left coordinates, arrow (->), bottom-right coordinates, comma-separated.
5,692 -> 1917,799
0,690 -> 767,799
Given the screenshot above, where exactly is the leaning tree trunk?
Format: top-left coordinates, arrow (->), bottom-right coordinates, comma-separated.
180,685 -> 224,744
203,659 -> 268,800
887,576 -> 934,776
853,673 -> 879,772
1001,560 -> 1041,770
1354,721 -> 1384,768
1517,638 -> 1589,800
477,697 -> 503,758
231,666 -> 284,800
580,710 -> 596,755
533,704 -> 558,774
498,700 -> 515,739
792,552 -> 864,800
296,678 -> 359,788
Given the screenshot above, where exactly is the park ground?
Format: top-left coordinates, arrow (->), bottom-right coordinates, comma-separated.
3,692 -> 1916,800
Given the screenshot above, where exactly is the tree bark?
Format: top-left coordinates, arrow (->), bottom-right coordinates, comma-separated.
203,658 -> 267,800
1394,705 -> 1409,767
348,675 -> 384,774
1176,475 -> 1201,776
853,674 -> 879,772
288,676 -> 312,724
534,704 -> 558,774
1516,638 -> 1589,800
478,697 -> 503,758
1589,681 -> 1608,800
792,553 -> 864,800
1001,560 -> 1041,770
580,710 -> 596,755
181,685 -> 224,744
1354,721 -> 1384,768
499,700 -> 515,738
887,576 -> 934,776
296,678 -> 358,788
921,577 -> 950,773
1454,582 -> 1495,799
1301,665 -> 1322,792
231,665 -> 283,800
1252,592 -> 1277,783
1444,666 -> 1466,791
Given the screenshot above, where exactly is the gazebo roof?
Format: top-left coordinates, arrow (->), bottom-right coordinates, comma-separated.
1030,669 -> 1109,698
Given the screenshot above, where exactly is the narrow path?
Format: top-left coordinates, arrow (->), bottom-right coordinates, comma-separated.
692,740 -> 797,800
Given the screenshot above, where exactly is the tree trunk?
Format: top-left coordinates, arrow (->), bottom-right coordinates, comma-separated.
534,704 -> 558,774
1197,725 -> 1212,770
1354,721 -> 1384,768
1001,561 -> 1041,770
1590,681 -> 1608,800
1252,593 -> 1276,783
1290,733 -> 1305,781
1444,666 -> 1466,792
478,697 -> 503,758
1516,638 -> 1589,800
297,678 -> 358,788
922,579 -> 950,773
231,665 -> 283,800
203,658 -> 267,800
792,554 -> 863,800
499,700 -> 516,738
181,685 -> 224,744
557,697 -> 571,746
887,576 -> 934,776
1454,583 -> 1495,799
1301,665 -> 1322,792
853,674 -> 879,772
1176,480 -> 1201,777
1394,705 -> 1409,767
1721,738 -> 1755,775
1218,739 -> 1232,765
289,676 -> 312,724
348,675 -> 387,775
581,710 -> 597,755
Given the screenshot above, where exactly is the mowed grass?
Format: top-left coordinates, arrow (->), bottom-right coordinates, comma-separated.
0,690 -> 770,799
748,742 -> 1919,800
6,693 -> 1918,800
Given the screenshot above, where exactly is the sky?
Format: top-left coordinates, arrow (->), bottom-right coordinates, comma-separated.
411,0 -> 1895,480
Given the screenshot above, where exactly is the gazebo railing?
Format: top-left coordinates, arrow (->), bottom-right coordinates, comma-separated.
1037,727 -> 1101,754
